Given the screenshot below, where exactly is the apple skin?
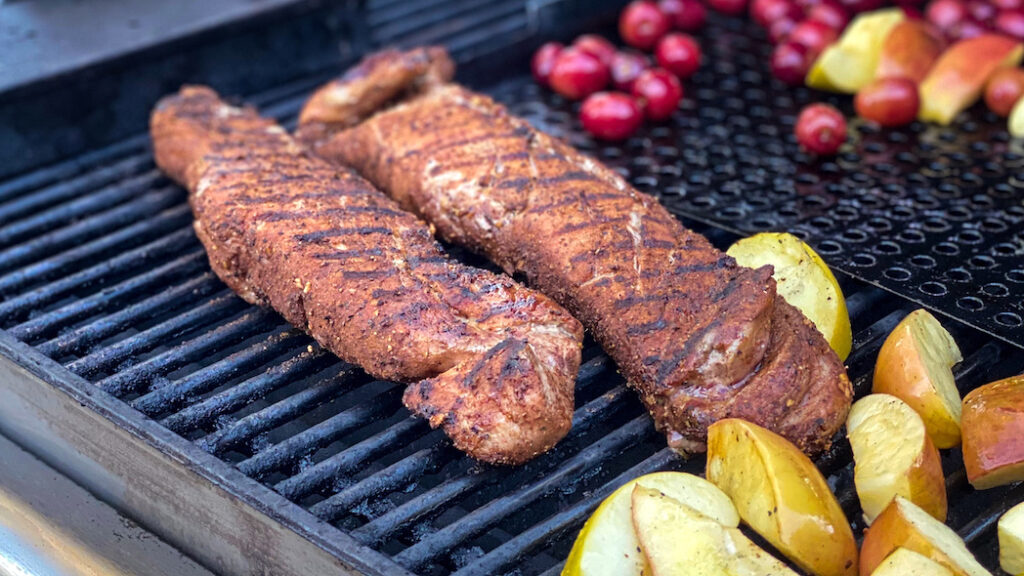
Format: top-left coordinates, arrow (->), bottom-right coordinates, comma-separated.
876,20 -> 946,83
918,34 -> 1024,124
962,375 -> 1024,490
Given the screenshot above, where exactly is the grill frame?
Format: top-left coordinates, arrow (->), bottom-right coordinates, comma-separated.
1,1 -> 1023,575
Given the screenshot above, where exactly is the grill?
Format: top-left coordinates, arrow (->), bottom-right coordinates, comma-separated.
0,1 -> 1022,575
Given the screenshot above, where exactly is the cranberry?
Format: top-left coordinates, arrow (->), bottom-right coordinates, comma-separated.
996,9 -> 1024,39
787,19 -> 839,56
984,67 -> 1024,116
574,34 -> 617,66
611,50 -> 652,92
806,0 -> 850,28
707,0 -> 749,15
967,0 -> 997,21
993,0 -> 1024,11
925,0 -> 967,30
771,41 -> 812,85
854,77 -> 920,126
795,103 -> 847,155
947,17 -> 987,39
660,0 -> 708,30
531,42 -> 564,86
632,68 -> 684,120
769,16 -> 800,43
580,92 -> 645,140
750,0 -> 802,27
838,0 -> 884,13
549,48 -> 610,100
620,1 -> 672,50
898,3 -> 925,18
655,33 -> 702,79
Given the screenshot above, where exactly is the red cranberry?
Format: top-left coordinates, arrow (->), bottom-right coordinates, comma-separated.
854,77 -> 920,126
771,41 -> 813,85
620,1 -> 672,50
996,9 -> 1024,39
795,103 -> 847,155
580,92 -> 645,140
632,68 -> 684,120
984,67 -> 1024,116
750,0 -> 801,27
769,16 -> 800,43
838,0 -> 884,13
787,19 -> 839,56
898,3 -> 925,18
531,42 -> 564,86
660,0 -> 708,30
925,0 -> 968,30
967,0 -> 997,21
806,0 -> 850,28
707,0 -> 749,15
947,17 -> 987,39
549,48 -> 610,100
655,33 -> 702,79
993,0 -> 1024,11
610,50 -> 652,92
574,34 -> 617,66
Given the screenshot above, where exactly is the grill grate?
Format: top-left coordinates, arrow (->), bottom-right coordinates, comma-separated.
1,3 -> 1023,576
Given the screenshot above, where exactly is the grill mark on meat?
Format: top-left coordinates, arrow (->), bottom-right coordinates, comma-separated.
151,86 -> 584,465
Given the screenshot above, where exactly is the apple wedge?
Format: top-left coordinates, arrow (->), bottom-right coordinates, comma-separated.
871,548 -> 955,576
873,309 -> 963,449
706,418 -> 858,576
875,20 -> 945,84
1010,96 -> 1024,138
860,497 -> 992,576
630,485 -> 799,576
918,34 -> 1024,125
999,502 -> 1024,576
962,375 -> 1024,489
807,8 -> 905,93
562,472 -> 739,576
847,394 -> 947,524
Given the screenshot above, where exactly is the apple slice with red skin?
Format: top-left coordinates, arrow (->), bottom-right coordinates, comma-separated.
918,34 -> 1023,124
876,20 -> 945,84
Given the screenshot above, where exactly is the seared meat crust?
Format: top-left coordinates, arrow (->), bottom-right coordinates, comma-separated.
150,86 -> 583,465
297,48 -> 852,454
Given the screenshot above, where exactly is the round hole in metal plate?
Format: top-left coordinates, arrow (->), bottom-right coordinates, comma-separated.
994,312 -> 1023,327
933,242 -> 960,256
1007,269 -> 1024,283
948,268 -> 972,282
817,240 -> 842,255
851,253 -> 877,268
884,266 -> 912,281
875,241 -> 901,255
956,229 -> 984,244
920,282 -> 948,296
957,296 -> 985,311
982,283 -> 1010,297
910,254 -> 936,268
969,255 -> 997,269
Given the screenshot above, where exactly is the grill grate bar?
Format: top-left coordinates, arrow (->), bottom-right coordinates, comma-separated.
131,329 -> 308,416
0,156 -> 154,226
236,381 -> 404,478
35,272 -> 222,359
93,308 -> 276,397
161,349 -> 335,434
0,204 -> 193,296
372,0 -> 505,44
393,416 -> 655,571
0,171 -> 161,249
0,226 -> 198,324
274,417 -> 428,501
452,448 -> 679,576
8,250 -> 207,343
0,187 -> 184,278
960,482 -> 1024,545
66,294 -> 245,378
309,446 -> 453,521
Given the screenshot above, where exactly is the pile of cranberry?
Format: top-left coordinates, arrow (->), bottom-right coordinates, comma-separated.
531,0 -> 705,140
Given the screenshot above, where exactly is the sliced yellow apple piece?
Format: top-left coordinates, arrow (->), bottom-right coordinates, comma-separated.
706,418 -> 858,576
962,375 -> 1024,489
630,485 -> 799,576
919,34 -> 1024,125
847,394 -> 947,524
999,501 -> 1024,576
873,309 -> 963,449
871,548 -> 955,576
807,8 -> 905,93
562,471 -> 739,576
727,232 -> 851,361
860,497 -> 992,576
876,20 -> 945,84
1010,95 -> 1024,138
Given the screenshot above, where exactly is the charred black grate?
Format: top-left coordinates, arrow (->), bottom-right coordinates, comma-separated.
1,4 -> 1023,576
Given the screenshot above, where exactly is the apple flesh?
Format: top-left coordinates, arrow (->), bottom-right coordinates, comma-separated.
918,34 -> 1024,124
847,394 -> 947,524
871,548 -> 955,576
875,20 -> 945,83
1000,502 -> 1024,576
961,375 -> 1024,490
807,8 -> 906,93
707,418 -> 858,576
873,309 -> 963,449
860,497 -> 992,576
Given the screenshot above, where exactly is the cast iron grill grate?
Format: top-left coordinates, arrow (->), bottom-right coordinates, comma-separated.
0,4 -> 1023,576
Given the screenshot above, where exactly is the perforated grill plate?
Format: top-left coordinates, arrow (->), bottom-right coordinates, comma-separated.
495,15 -> 1024,349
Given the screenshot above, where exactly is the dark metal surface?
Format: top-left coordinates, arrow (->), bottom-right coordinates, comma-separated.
0,1 -> 1023,575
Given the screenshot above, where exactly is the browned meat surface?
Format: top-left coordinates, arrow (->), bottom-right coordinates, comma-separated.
150,86 -> 583,465
297,48 -> 852,455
